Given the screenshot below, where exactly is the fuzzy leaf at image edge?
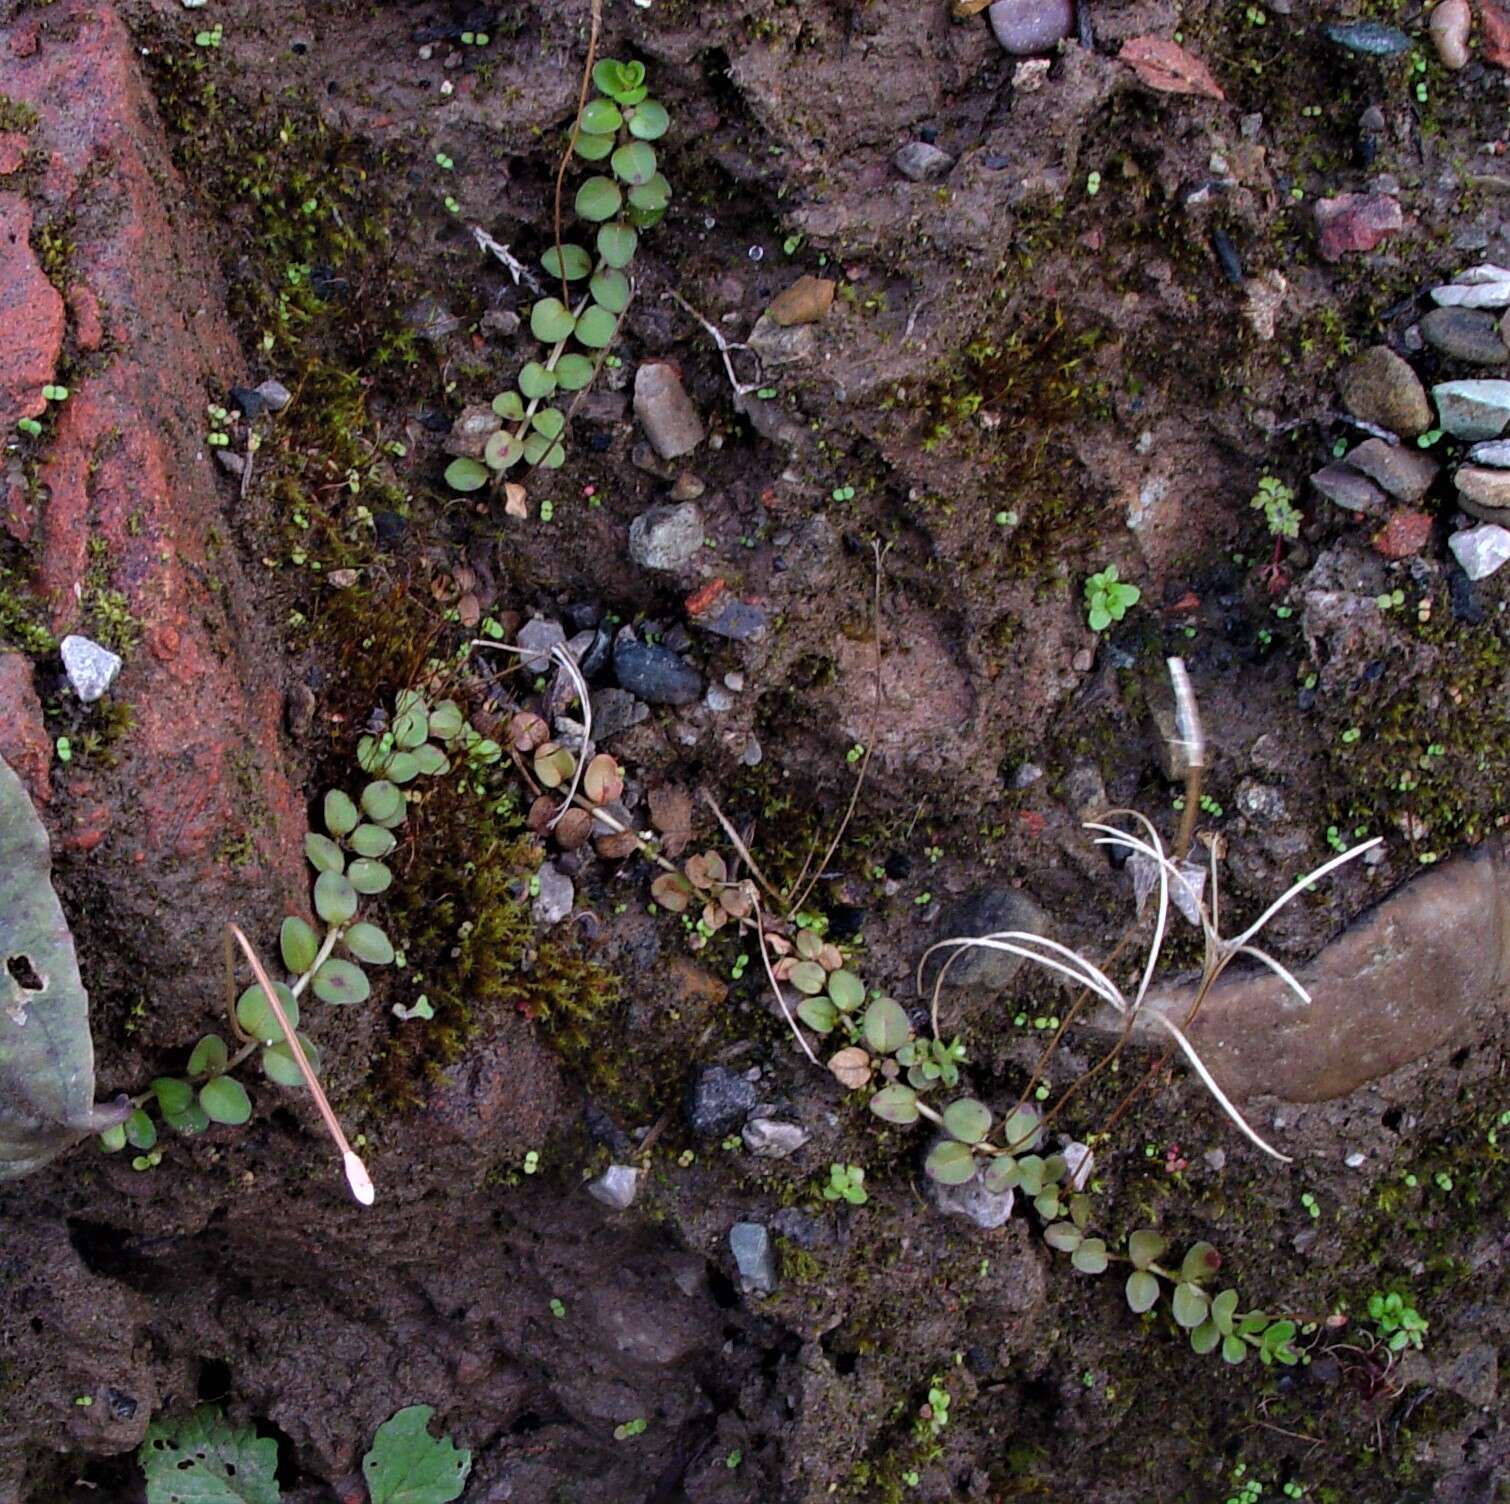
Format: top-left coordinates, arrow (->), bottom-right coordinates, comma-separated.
0,754 -> 124,1179
139,1406 -> 281,1504
364,1405 -> 472,1504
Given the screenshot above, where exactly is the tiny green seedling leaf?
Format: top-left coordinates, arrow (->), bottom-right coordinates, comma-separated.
363,1405 -> 472,1504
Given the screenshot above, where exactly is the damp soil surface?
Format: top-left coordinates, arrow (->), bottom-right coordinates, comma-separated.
2,1 -> 1508,1501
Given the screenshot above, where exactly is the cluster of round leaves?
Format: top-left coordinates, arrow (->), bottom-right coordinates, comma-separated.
1123,1231 -> 1300,1366
650,849 -> 755,943
104,690 -> 494,1160
445,58 -> 670,493
507,710 -> 638,858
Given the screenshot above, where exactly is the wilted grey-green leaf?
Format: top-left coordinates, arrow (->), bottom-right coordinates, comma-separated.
1128,1228 -> 1166,1269
924,1138 -> 978,1186
1125,1269 -> 1160,1314
349,823 -> 397,859
348,859 -> 392,895
1070,1237 -> 1108,1274
1043,1222 -> 1082,1253
313,958 -> 370,1005
1180,1241 -> 1221,1285
981,1156 -> 1020,1194
868,1084 -> 919,1125
305,832 -> 345,873
346,922 -> 395,965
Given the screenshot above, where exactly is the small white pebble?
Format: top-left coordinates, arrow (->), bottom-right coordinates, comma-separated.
1345,1151 -> 1367,1168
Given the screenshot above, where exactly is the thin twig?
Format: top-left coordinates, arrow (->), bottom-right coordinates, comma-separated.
228,924 -> 374,1206
699,789 -> 785,906
666,288 -> 764,397
752,896 -> 820,1065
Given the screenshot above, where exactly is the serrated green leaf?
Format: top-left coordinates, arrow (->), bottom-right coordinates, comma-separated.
575,176 -> 622,222
443,457 -> 489,493
573,305 -> 619,349
1125,1269 -> 1160,1313
324,789 -> 359,836
346,922 -> 395,965
597,222 -> 637,268
188,1034 -> 229,1077
314,870 -> 359,925
305,832 -> 345,873
280,916 -> 320,974
236,983 -> 298,1044
924,1138 -> 978,1186
139,1405 -> 281,1504
363,1404 -> 472,1504
200,1077 -> 251,1126
942,1098 -> 992,1145
530,297 -> 577,343
313,958 -> 370,1005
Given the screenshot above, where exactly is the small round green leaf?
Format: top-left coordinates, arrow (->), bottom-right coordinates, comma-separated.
314,870 -> 359,925
981,1156 -> 1020,1194
349,823 -> 396,859
165,1100 -> 210,1137
575,176 -> 622,222
942,1097 -> 992,1144
348,858 -> 392,895
125,1108 -> 157,1151
392,708 -> 428,750
1002,1107 -> 1043,1153
924,1138 -> 978,1186
532,406 -> 566,440
444,457 -> 490,493
262,1034 -> 318,1088
236,982 -> 298,1043
868,1084 -> 919,1125
1125,1269 -> 1161,1314
1189,1320 -> 1222,1355
789,960 -> 826,995
522,434 -> 566,468
280,916 -> 319,974
384,752 -> 420,785
1172,1282 -> 1210,1329
610,141 -> 657,186
200,1077 -> 252,1126
324,789 -> 359,836
1034,1189 -> 1064,1220
188,1033 -> 230,1077
361,780 -> 404,825
573,305 -> 618,349
597,222 -> 637,268
492,390 -> 525,420
590,268 -> 631,314
484,431 -> 524,470
412,743 -> 450,776
305,832 -> 345,874
827,969 -> 865,1011
519,361 -> 558,399
627,173 -> 670,212
530,297 -> 577,343
151,1077 -> 193,1116
346,922 -> 395,965
1044,1222 -> 1082,1253
575,131 -> 613,161
99,1122 -> 127,1152
554,353 -> 596,391
796,996 -> 838,1033
1070,1237 -> 1108,1275
1128,1229 -> 1166,1270
1180,1241 -> 1221,1285
627,99 -> 669,140
1211,1288 -> 1239,1335
578,98 -> 622,134
428,701 -> 465,740
313,958 -> 370,1005
861,996 -> 911,1054
1221,1334 -> 1248,1365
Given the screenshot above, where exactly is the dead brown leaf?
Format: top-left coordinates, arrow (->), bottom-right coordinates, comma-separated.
828,1046 -> 872,1090
1119,36 -> 1225,100
768,275 -> 835,328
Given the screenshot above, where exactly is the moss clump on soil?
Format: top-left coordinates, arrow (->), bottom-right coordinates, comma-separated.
0,556 -> 54,657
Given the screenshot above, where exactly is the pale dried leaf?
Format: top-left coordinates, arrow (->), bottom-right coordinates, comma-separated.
1120,36 -> 1225,100
829,1046 -> 872,1089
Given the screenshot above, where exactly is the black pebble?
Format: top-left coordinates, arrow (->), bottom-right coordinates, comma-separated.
1297,686 -> 1316,712
1210,227 -> 1243,285
419,410 -> 451,432
564,599 -> 603,632
373,510 -> 407,548
1450,567 -> 1484,624
578,621 -> 613,680
588,432 -> 612,453
885,852 -> 912,880
229,385 -> 266,418
827,904 -> 866,941
919,125 -> 938,144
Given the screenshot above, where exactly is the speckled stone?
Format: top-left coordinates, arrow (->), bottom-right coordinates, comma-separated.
988,0 -> 1074,54
1322,20 -> 1410,54
1421,307 -> 1509,366
1340,346 -> 1433,438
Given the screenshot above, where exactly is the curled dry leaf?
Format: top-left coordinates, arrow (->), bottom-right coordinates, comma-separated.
647,784 -> 693,858
828,1046 -> 872,1090
1120,36 -> 1225,100
591,801 -> 638,859
701,901 -> 729,933
772,955 -> 798,982
457,593 -> 481,629
764,931 -> 793,958
817,942 -> 844,972
526,795 -> 556,833
795,929 -> 822,961
684,851 -> 728,890
650,871 -> 694,912
554,807 -> 593,850
719,884 -> 752,919
582,753 -> 624,805
509,711 -> 549,752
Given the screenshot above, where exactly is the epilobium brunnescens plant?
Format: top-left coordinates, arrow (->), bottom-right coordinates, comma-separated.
445,58 -> 671,494
98,688 -> 499,1202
